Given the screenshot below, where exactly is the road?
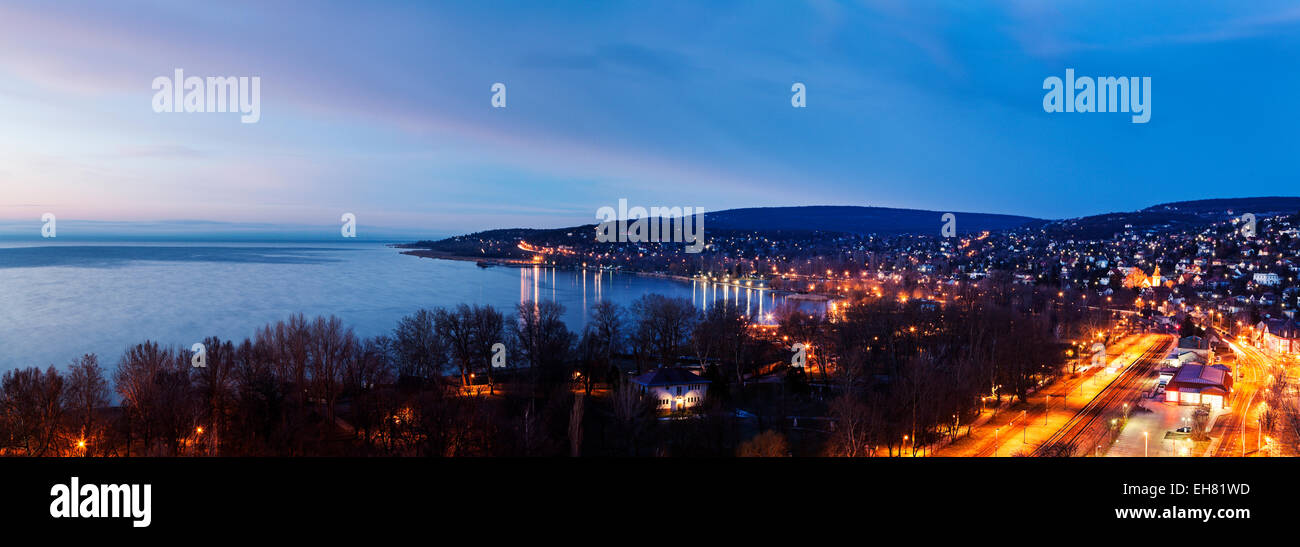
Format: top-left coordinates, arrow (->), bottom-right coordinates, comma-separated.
1212,335 -> 1274,457
936,334 -> 1151,457
961,336 -> 1145,457
1034,334 -> 1174,457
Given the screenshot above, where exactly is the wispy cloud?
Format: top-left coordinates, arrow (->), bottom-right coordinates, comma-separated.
1,0 -> 1298,234
111,145 -> 207,159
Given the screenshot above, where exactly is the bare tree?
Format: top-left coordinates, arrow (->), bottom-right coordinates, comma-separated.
591,300 -> 624,366
345,336 -> 396,450
568,393 -> 585,457
151,353 -> 198,456
511,300 -> 574,389
64,354 -> 109,454
0,366 -> 65,455
308,315 -> 355,424
193,338 -> 236,455
436,305 -> 475,388
468,305 -> 504,394
611,382 -> 652,456
826,393 -> 875,457
696,299 -> 751,387
274,314 -> 312,407
631,294 -> 696,367
394,309 -> 445,380
777,303 -> 827,384
737,430 -> 789,457
114,341 -> 173,455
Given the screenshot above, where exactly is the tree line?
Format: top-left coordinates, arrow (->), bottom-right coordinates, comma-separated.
1,293 -> 773,457
3,274 -> 1075,457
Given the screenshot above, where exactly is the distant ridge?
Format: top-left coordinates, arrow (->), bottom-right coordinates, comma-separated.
1044,196 -> 1300,239
410,197 -> 1300,247
405,205 -> 1040,250
1142,196 -> 1300,214
703,205 -> 1039,235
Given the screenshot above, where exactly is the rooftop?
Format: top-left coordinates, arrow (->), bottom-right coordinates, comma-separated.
631,368 -> 709,387
1264,317 -> 1300,339
1167,363 -> 1232,395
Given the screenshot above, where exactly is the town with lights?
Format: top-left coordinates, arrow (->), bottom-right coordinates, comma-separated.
389,197 -> 1300,457
6,199 -> 1299,459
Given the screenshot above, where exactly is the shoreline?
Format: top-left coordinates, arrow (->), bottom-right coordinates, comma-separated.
398,248 -> 534,266
397,248 -> 833,301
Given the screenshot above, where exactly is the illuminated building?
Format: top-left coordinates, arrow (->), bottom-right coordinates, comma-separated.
631,368 -> 710,412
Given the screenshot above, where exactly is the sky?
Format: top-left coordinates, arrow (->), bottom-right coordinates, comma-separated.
1,0 -> 1299,240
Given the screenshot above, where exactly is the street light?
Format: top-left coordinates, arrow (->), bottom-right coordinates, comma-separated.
1143,431 -> 1149,457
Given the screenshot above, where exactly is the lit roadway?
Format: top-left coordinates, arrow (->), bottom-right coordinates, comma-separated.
1213,332 -> 1275,457
966,335 -> 1146,457
1034,333 -> 1175,457
938,334 -> 1148,457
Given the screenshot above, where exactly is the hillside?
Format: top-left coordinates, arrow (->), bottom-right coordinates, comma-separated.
405,198 -> 1300,250
1043,197 -> 1300,240
703,206 -> 1039,235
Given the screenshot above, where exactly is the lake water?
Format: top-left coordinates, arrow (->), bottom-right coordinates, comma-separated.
0,242 -> 796,372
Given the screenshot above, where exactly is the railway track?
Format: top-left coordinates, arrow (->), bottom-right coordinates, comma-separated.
972,367 -> 1100,458
969,336 -> 1142,457
1033,336 -> 1173,457
1213,337 -> 1267,457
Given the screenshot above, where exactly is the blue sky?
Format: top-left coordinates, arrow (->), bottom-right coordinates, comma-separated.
1,0 -> 1298,240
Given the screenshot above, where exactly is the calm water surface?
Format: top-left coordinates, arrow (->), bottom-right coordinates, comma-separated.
0,242 -> 797,372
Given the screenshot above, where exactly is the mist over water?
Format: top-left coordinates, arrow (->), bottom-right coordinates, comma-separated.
0,242 -> 793,373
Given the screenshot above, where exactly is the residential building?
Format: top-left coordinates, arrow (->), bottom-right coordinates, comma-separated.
631,368 -> 710,412
1254,272 -> 1281,286
1261,316 -> 1300,355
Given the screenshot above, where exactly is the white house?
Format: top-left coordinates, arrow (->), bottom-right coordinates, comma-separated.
1254,272 -> 1281,286
1164,349 -> 1204,368
631,368 -> 710,412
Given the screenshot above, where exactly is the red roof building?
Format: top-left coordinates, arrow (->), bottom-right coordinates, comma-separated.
1164,363 -> 1233,410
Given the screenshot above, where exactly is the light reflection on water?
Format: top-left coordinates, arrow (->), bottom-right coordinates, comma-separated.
0,242 -> 816,372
